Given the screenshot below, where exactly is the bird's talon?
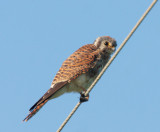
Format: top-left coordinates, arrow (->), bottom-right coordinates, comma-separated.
80,91 -> 89,103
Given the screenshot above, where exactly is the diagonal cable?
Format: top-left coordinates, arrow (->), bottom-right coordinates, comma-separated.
57,0 -> 158,131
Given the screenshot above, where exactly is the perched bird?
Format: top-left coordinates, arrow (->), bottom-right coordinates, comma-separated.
23,36 -> 117,122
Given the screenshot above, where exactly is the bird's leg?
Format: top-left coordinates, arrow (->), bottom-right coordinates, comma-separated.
80,91 -> 89,103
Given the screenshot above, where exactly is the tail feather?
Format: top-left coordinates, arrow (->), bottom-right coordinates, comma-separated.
23,99 -> 48,122
23,82 -> 68,122
29,97 -> 43,112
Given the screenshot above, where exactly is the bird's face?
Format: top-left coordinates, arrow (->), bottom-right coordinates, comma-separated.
94,36 -> 117,54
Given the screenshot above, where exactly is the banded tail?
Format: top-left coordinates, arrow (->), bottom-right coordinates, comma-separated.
23,81 -> 68,122
23,99 -> 48,122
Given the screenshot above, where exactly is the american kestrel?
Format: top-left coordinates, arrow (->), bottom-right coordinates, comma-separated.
23,36 -> 117,122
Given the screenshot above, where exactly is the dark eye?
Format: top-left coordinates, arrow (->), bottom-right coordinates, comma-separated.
104,41 -> 109,46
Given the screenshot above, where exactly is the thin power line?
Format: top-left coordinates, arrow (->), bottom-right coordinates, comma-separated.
57,0 -> 158,131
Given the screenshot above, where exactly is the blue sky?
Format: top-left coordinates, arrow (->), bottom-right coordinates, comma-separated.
0,0 -> 160,132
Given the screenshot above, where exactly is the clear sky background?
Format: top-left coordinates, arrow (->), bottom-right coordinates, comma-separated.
0,0 -> 160,132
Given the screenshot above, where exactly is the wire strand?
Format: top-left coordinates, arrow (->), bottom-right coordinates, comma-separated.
57,0 -> 158,131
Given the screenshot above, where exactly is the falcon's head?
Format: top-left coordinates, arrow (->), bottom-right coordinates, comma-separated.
94,36 -> 117,54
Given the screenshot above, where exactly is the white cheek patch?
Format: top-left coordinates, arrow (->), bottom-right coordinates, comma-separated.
100,44 -> 106,51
